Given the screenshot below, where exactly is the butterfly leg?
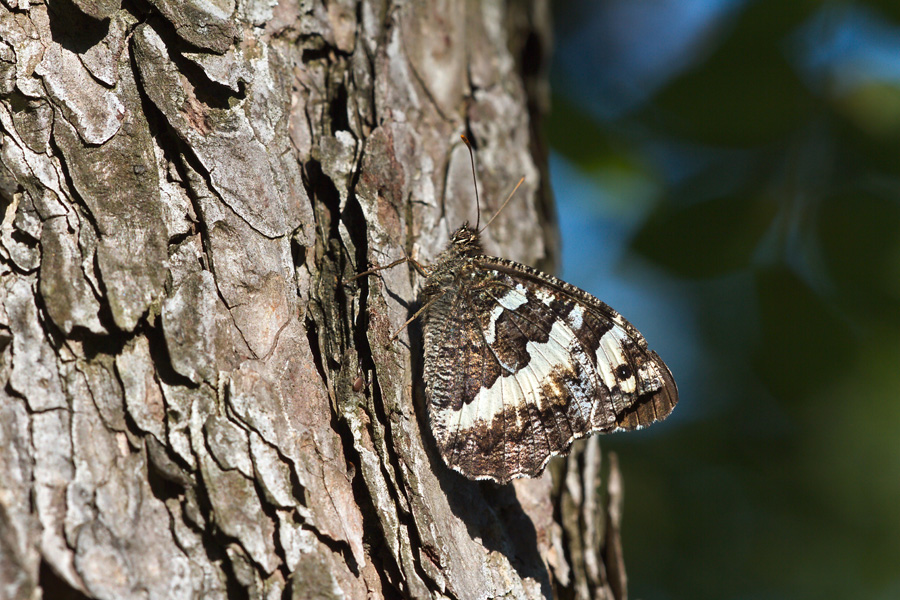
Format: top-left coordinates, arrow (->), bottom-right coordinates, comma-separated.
388,290 -> 447,341
391,292 -> 444,342
344,248 -> 432,284
343,256 -> 411,283
408,256 -> 430,277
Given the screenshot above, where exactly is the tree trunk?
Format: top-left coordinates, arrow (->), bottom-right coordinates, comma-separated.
0,1 -> 627,598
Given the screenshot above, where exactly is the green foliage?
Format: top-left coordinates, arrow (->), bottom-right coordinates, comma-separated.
632,194 -> 779,278
646,0 -> 818,145
551,1 -> 900,598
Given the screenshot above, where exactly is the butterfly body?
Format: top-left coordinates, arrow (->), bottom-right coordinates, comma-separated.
420,224 -> 677,483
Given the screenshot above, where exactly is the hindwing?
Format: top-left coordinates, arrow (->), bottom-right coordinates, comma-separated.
423,256 -> 677,483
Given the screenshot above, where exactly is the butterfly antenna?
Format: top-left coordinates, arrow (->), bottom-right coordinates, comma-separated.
460,134 -> 481,230
480,176 -> 525,234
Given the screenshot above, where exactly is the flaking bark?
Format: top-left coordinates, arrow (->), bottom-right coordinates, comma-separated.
0,1 -> 628,598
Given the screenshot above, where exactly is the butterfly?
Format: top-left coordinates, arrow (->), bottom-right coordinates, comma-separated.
355,138 -> 678,484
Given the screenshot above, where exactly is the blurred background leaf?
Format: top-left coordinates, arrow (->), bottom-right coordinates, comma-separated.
632,193 -> 779,278
548,1 -> 900,598
644,0 -> 818,145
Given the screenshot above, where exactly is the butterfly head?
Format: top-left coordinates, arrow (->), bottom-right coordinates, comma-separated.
449,223 -> 483,257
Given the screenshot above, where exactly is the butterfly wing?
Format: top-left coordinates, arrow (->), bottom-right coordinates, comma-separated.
423,256 -> 677,483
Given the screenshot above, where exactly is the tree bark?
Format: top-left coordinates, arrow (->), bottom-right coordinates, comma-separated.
0,1 -> 627,598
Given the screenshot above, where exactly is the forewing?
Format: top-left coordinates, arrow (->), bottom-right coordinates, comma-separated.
481,257 -> 679,433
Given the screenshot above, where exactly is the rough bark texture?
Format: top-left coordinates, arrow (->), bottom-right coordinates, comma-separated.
0,1 -> 627,598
